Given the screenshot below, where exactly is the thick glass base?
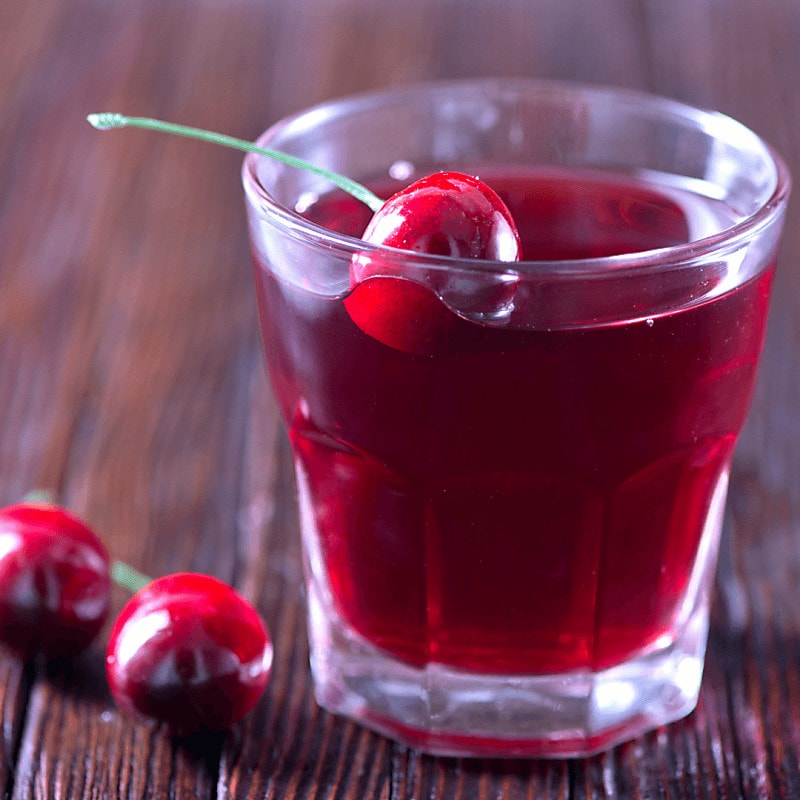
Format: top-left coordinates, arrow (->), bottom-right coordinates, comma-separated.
307,580 -> 708,758
302,469 -> 728,758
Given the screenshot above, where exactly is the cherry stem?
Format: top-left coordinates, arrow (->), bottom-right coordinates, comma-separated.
86,113 -> 385,213
112,560 -> 152,595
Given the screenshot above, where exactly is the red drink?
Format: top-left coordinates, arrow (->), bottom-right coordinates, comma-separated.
253,168 -> 773,675
244,79 -> 788,756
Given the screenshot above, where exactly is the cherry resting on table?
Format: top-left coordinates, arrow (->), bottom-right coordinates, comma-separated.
0,502 -> 111,659
106,572 -> 273,735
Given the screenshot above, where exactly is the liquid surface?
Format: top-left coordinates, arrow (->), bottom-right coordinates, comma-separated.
304,166 -> 738,261
255,168 -> 771,674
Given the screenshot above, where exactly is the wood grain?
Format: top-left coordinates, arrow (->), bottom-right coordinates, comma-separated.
1,0 -> 800,797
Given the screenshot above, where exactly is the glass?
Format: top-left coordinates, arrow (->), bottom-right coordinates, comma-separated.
241,80 -> 789,757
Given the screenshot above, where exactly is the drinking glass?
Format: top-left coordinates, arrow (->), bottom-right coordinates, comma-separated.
242,80 -> 789,757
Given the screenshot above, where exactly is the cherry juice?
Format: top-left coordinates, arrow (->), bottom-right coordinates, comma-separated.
253,168 -> 773,675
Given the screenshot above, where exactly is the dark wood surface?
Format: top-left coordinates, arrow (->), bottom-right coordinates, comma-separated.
2,0 -> 800,797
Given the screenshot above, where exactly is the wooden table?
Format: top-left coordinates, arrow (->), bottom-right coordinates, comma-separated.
3,1 -> 799,797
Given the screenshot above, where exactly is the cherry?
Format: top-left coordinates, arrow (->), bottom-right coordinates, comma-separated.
87,118 -> 524,353
106,572 -> 272,735
347,171 -> 522,353
0,501 -> 111,659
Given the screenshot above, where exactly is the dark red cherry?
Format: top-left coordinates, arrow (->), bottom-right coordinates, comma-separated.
0,502 -> 111,659
105,573 -> 272,735
347,171 -> 521,353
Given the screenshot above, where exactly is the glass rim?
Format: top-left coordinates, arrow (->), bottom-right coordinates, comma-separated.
242,78 -> 791,278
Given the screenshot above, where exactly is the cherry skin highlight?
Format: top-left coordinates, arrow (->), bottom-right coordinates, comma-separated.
106,573 -> 272,735
0,502 -> 111,659
356,171 -> 521,262
346,171 -> 522,354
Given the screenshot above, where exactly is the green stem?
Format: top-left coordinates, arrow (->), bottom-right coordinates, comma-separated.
86,113 -> 385,213
112,560 -> 152,595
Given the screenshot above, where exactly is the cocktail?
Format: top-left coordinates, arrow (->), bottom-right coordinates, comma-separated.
241,80 -> 789,757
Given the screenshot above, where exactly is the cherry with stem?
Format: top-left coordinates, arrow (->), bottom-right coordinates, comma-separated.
87,112 -> 523,354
